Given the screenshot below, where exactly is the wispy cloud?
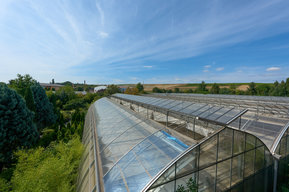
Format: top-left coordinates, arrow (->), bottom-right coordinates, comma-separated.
266,67 -> 281,71
98,31 -> 109,38
216,67 -> 224,71
0,0 -> 289,83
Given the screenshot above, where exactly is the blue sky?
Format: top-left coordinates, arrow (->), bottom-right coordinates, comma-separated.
1,0 -> 289,84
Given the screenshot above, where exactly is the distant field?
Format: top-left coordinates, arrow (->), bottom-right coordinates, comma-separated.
117,83 -> 274,92
142,83 -> 251,92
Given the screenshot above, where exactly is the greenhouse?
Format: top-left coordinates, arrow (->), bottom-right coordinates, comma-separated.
77,93 -> 289,192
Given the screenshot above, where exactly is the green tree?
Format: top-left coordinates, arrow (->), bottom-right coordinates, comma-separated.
210,83 -> 220,94
124,87 -> 139,95
55,86 -> 76,107
136,82 -> 144,92
229,84 -> 237,94
8,74 -> 37,96
0,84 -> 38,171
11,136 -> 83,192
0,178 -> 10,192
247,82 -> 257,95
197,81 -> 208,92
105,84 -> 120,95
219,87 -> 231,94
152,87 -> 164,93
256,84 -> 271,96
24,87 -> 35,112
176,177 -> 197,192
286,78 -> 289,95
174,88 -> 180,93
31,83 -> 57,130
63,98 -> 87,110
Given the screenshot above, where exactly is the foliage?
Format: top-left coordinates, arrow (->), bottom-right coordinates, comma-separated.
152,87 -> 166,93
150,78 -> 289,97
210,83 -> 220,94
0,177 -> 10,192
0,84 -> 38,170
247,82 -> 257,95
11,136 -> 83,192
31,83 -> 57,130
136,82 -> 144,92
176,177 -> 198,192
24,87 -> 35,112
55,86 -> 76,107
8,74 -> 37,96
63,98 -> 87,110
174,88 -> 180,93
197,81 -> 208,92
104,84 -> 120,95
124,87 -> 139,95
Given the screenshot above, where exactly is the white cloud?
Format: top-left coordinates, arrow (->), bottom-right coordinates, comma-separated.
216,67 -> 224,71
266,67 -> 280,71
204,65 -> 211,68
98,31 -> 109,38
143,65 -> 152,68
203,69 -> 209,73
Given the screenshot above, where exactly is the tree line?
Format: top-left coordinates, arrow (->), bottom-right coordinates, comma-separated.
152,78 -> 289,96
0,74 -> 120,191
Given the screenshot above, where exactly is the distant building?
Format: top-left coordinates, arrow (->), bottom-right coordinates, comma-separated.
94,86 -> 107,93
40,83 -> 63,91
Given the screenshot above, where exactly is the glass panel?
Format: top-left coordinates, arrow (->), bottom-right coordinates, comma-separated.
206,108 -> 232,121
191,105 -> 211,116
198,165 -> 216,192
162,100 -> 183,110
198,106 -> 222,119
265,149 -> 273,167
199,135 -> 217,168
246,134 -> 256,150
256,138 -> 263,147
255,146 -> 265,173
175,173 -> 198,192
176,147 -> 199,178
244,150 -> 255,177
179,103 -> 205,115
217,109 -> 242,124
151,164 -> 175,188
231,154 -> 244,187
218,128 -> 233,161
233,131 -> 245,155
280,137 -> 287,156
244,176 -> 254,192
254,170 -> 265,192
170,101 -> 193,112
275,143 -> 280,155
149,180 -> 175,192
287,136 -> 289,156
216,159 -> 231,191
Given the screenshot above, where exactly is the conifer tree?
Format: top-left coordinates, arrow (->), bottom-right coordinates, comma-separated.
31,83 -> 57,130
0,84 -> 38,171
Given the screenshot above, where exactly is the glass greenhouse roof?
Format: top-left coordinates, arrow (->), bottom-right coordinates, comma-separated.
153,93 -> 289,103
93,98 -> 188,191
113,94 -> 247,125
148,93 -> 289,151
